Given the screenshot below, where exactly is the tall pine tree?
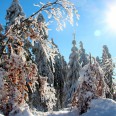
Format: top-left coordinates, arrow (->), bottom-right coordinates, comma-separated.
52,38 -> 68,109
31,15 -> 57,111
65,33 -> 80,106
78,41 -> 88,67
96,56 -> 102,65
6,0 -> 25,26
102,45 -> 114,98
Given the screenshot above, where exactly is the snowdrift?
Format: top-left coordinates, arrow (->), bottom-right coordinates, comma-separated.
39,98 -> 116,116
1,98 -> 116,116
82,98 -> 116,116
35,98 -> 116,116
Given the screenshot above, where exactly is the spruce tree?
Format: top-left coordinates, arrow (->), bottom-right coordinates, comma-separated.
0,24 -> 6,56
96,56 -> 102,65
6,0 -> 25,26
65,33 -> 80,106
102,45 -> 114,98
33,42 -> 54,85
52,39 -> 68,109
78,41 -> 88,67
31,15 -> 57,111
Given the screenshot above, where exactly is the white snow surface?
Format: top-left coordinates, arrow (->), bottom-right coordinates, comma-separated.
82,98 -> 116,116
15,109 -> 34,116
36,108 -> 78,116
34,98 -> 116,116
0,113 -> 4,116
1,98 -> 116,116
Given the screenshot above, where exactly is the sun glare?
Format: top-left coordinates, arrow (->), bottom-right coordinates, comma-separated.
105,4 -> 116,32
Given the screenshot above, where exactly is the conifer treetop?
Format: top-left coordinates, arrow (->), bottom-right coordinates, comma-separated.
102,45 -> 111,59
79,41 -> 83,49
6,0 -> 25,25
13,0 -> 19,2
71,32 -> 78,52
37,14 -> 45,23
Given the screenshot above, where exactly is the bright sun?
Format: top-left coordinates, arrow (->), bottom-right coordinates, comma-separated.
105,4 -> 116,32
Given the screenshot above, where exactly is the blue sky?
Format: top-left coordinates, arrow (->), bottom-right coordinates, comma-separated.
0,0 -> 116,62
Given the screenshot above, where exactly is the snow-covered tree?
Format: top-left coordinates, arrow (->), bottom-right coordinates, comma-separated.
96,56 -> 102,65
32,37 -> 67,110
6,0 -> 25,26
102,45 -> 115,98
0,24 -> 6,57
54,56 -> 67,109
32,14 -> 54,85
31,40 -> 57,111
0,54 -> 37,115
65,33 -> 80,106
33,76 -> 56,111
33,42 -> 54,84
72,58 -> 107,115
52,39 -> 68,109
78,41 -> 88,67
30,15 -> 58,111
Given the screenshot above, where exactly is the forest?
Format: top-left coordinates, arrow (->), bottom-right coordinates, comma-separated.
0,0 -> 116,116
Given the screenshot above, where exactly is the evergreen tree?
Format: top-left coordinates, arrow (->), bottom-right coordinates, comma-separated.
6,0 -> 25,26
32,76 -> 56,111
96,56 -> 102,65
52,38 -> 68,109
33,42 -> 54,85
0,24 -> 6,56
72,58 -> 107,115
65,33 -> 80,106
102,45 -> 115,98
78,41 -> 88,67
31,16 -> 58,111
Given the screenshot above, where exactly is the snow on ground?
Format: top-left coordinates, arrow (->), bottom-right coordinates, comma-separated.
82,98 -> 116,116
15,108 -> 34,116
39,98 -> 116,116
33,108 -> 78,116
1,98 -> 116,116
0,113 -> 4,116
